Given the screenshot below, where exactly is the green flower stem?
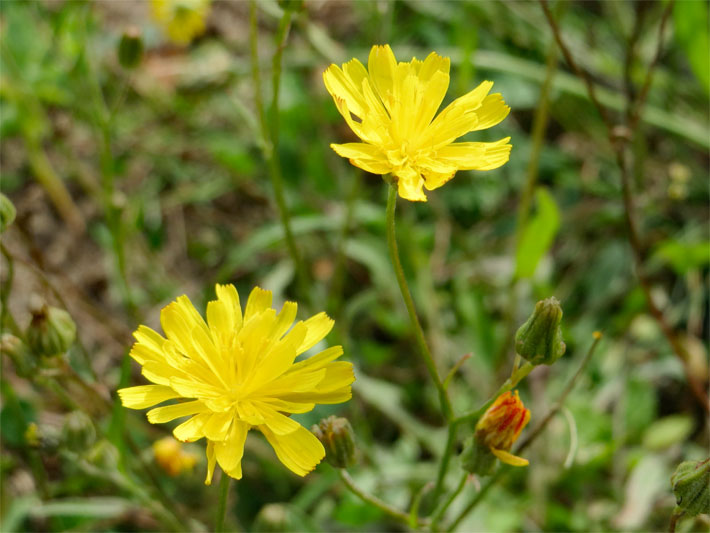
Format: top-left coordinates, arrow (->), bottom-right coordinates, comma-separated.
385,185 -> 452,421
215,473 -> 231,532
249,1 -> 308,301
339,469 -> 428,528
430,472 -> 467,531
446,334 -> 603,530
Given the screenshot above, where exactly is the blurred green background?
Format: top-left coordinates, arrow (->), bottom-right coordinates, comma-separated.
1,0 -> 708,531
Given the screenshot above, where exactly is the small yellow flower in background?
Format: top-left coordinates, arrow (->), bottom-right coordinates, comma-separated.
118,285 -> 354,484
151,0 -> 210,46
153,436 -> 198,476
475,390 -> 530,466
324,44 -> 512,202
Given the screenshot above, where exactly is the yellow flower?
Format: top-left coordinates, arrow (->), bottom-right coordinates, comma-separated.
324,44 -> 512,202
118,285 -> 354,484
153,437 -> 198,476
151,0 -> 210,46
475,390 -> 530,466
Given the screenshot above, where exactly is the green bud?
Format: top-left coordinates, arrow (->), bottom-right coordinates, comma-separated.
311,416 -> 356,469
515,297 -> 566,365
118,26 -> 144,69
26,299 -> 76,357
1,333 -> 35,376
0,193 -> 16,233
87,440 -> 120,471
460,437 -> 497,476
253,503 -> 301,532
62,411 -> 97,452
671,459 -> 710,518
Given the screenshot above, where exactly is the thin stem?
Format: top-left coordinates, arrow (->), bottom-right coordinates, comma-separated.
446,470 -> 503,532
430,472 -> 467,531
385,185 -> 452,421
339,469 -> 427,527
215,473 -> 231,532
669,509 -> 683,533
249,1 -> 308,300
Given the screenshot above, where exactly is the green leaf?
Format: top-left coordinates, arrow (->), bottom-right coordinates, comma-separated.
515,187 -> 560,279
652,240 -> 710,275
673,0 -> 710,93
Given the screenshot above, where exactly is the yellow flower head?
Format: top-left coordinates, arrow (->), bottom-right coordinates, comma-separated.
151,0 -> 210,46
153,436 -> 198,476
118,285 -> 355,483
324,44 -> 512,202
475,390 -> 530,466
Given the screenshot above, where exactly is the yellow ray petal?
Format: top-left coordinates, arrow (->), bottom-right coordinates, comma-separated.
434,138 -> 512,171
204,440 -> 216,485
201,411 -> 234,441
298,312 -> 335,353
244,287 -> 273,323
257,404 -> 302,435
118,385 -> 181,409
290,345 -> 344,372
147,400 -> 207,424
395,167 -> 427,202
214,421 -> 249,478
173,413 -> 208,442
470,94 -> 510,132
323,60 -> 368,118
258,398 -> 316,414
260,425 -> 325,477
330,143 -> 392,175
271,301 -> 298,339
368,44 -> 397,112
215,283 -> 242,330
491,447 -> 529,466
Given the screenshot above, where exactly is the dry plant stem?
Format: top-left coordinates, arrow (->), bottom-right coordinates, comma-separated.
215,473 -> 231,533
447,334 -> 603,531
339,469 -> 427,528
539,0 -> 709,412
385,185 -> 453,421
249,1 -> 308,301
669,509 -> 683,533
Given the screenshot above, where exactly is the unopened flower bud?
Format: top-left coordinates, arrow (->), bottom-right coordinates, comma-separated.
118,26 -> 144,69
153,437 -> 198,476
515,297 -> 566,365
311,416 -> 356,468
62,411 -> 97,452
87,440 -> 120,471
253,503 -> 300,532
461,391 -> 530,475
1,333 -> 34,375
671,459 -> 710,518
0,193 -> 16,233
26,299 -> 76,357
